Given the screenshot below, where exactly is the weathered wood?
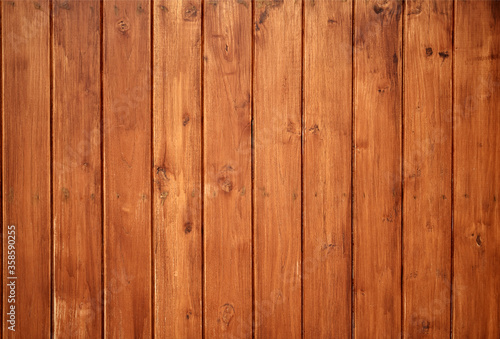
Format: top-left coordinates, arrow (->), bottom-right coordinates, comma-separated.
203,0 -> 253,337
454,0 -> 500,336
52,0 -> 102,337
103,0 -> 152,336
403,0 -> 453,337
153,0 -> 202,337
303,0 -> 352,337
353,0 -> 402,336
254,0 -> 302,337
2,0 -> 51,336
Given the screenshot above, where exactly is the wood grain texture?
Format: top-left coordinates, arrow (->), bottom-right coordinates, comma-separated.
2,0 -> 51,337
254,0 -> 302,337
203,0 -> 253,337
303,0 -> 352,337
454,0 -> 500,337
353,0 -> 402,337
153,0 -> 202,337
52,0 -> 102,337
403,0 -> 453,337
103,0 -> 151,337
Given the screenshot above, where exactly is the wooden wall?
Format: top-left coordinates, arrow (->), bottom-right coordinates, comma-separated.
1,0 -> 499,337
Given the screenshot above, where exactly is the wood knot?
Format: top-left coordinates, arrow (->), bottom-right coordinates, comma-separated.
439,51 -> 449,60
62,187 -> 70,200
373,0 -> 389,14
183,4 -> 198,21
219,179 -> 233,193
156,166 -> 169,181
420,320 -> 430,334
160,191 -> 168,205
219,304 -> 234,326
58,1 -> 70,10
426,47 -> 433,56
117,20 -> 129,33
184,222 -> 193,234
286,120 -> 300,135
309,124 -> 320,134
407,5 -> 422,16
217,165 -> 234,193
137,3 -> 145,14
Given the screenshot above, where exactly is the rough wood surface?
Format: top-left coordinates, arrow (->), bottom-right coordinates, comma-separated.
0,1 -> 499,336
454,0 -> 500,337
353,0 -> 403,337
303,0 -> 352,337
203,0 -> 253,337
103,0 -> 152,336
2,0 -> 51,337
402,0 -> 453,337
53,0 -> 102,337
254,0 -> 302,337
153,0 -> 202,337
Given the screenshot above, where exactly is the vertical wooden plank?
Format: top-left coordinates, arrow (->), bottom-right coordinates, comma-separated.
454,1 -> 500,337
403,0 -> 453,337
103,0 -> 151,337
303,0 -> 352,337
254,0 -> 302,337
2,0 -> 51,336
203,0 -> 252,337
353,0 -> 402,337
153,0 -> 202,337
52,0 -> 102,337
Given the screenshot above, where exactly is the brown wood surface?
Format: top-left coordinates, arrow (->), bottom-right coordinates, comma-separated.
52,0 -> 102,337
203,0 -> 253,337
1,1 -> 500,337
303,0 -> 352,337
353,0 -> 403,337
403,0 -> 453,337
153,0 -> 202,337
103,0 -> 152,337
254,0 -> 302,337
2,0 -> 51,337
454,0 -> 500,337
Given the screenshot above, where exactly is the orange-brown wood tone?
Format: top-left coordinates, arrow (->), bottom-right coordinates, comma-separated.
403,0 -> 453,336
153,0 -> 202,337
103,0 -> 152,337
203,0 -> 253,337
454,0 -> 500,337
254,0 -> 302,337
2,0 -> 51,337
52,0 -> 102,337
303,0 -> 352,337
1,1 -> 500,337
353,0 -> 402,337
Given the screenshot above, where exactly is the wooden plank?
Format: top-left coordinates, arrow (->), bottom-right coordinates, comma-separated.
403,0 -> 453,336
454,0 -> 500,337
153,0 -> 202,337
303,0 -> 352,337
52,0 -> 102,337
103,0 -> 151,336
2,0 -> 51,336
253,0 -> 302,337
203,0 -> 253,337
353,0 -> 402,337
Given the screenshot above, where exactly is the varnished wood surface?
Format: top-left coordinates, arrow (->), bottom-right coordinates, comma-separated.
1,0 -> 499,337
